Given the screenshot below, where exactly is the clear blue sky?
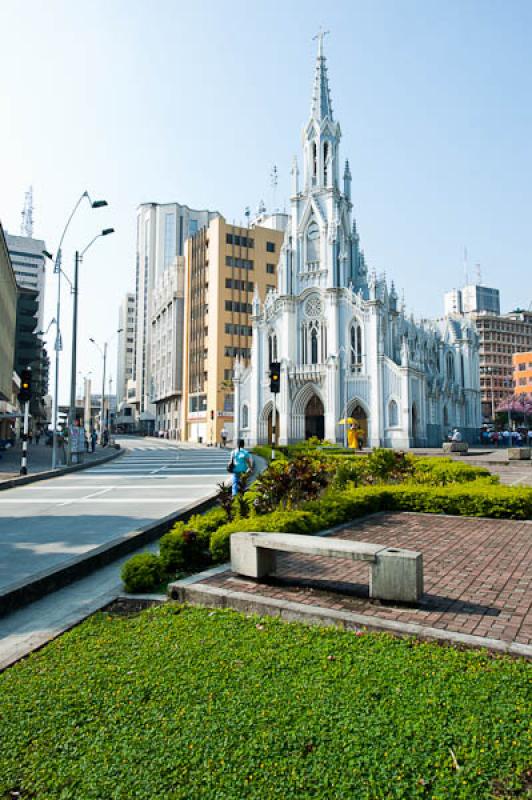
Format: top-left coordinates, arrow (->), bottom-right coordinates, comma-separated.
1,0 -> 531,401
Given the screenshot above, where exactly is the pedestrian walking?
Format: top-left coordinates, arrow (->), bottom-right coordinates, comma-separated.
220,427 -> 228,448
91,430 -> 97,453
227,438 -> 253,496
35,429 -> 41,445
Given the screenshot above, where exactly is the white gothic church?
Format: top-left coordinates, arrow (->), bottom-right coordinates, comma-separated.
235,37 -> 481,448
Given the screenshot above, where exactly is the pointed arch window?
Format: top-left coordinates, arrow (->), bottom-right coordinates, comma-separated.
311,328 -> 318,364
446,352 -> 455,382
312,142 -> 317,180
242,404 -> 249,429
350,322 -> 363,370
388,399 -> 399,427
268,332 -> 277,365
323,142 -> 329,185
306,222 -> 320,270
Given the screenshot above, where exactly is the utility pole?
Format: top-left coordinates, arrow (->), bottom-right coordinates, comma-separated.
67,250 -> 80,464
18,368 -> 32,476
101,342 -> 107,443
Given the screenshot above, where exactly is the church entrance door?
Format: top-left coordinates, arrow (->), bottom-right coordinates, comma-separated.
305,396 -> 325,440
351,404 -> 368,447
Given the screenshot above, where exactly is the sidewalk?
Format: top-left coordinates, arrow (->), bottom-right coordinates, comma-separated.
0,440 -> 115,481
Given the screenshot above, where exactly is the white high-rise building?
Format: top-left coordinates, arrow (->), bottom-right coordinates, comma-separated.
133,202 -> 217,431
5,232 -> 47,330
116,293 -> 136,410
237,37 -> 481,447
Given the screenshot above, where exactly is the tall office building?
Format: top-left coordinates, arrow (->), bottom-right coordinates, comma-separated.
181,215 -> 286,443
133,201 -> 217,431
151,258 -> 185,436
475,310 -> 532,417
5,232 -> 47,331
116,293 -> 136,410
0,223 -> 18,439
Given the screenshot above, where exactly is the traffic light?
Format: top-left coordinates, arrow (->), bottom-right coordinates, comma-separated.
210,410 -> 215,420
18,367 -> 32,404
270,362 -> 280,394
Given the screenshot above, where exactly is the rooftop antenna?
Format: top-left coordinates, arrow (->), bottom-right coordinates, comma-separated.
270,164 -> 278,212
20,186 -> 34,237
244,206 -> 250,228
476,263 -> 482,284
463,246 -> 469,286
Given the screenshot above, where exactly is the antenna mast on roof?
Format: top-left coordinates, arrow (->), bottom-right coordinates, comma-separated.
476,263 -> 482,284
270,164 -> 278,212
463,246 -> 468,286
20,186 -> 34,237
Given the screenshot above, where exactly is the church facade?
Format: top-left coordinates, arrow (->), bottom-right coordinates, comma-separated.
235,38 -> 481,448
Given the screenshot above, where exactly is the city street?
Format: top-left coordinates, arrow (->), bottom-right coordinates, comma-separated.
0,436 -> 230,595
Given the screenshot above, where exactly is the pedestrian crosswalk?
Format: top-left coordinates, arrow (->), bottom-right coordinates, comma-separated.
86,445 -> 231,477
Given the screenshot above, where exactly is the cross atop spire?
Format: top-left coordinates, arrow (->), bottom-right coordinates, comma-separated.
311,28 -> 333,121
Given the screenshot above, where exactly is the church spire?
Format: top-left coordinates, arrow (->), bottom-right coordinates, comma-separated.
311,29 -> 333,122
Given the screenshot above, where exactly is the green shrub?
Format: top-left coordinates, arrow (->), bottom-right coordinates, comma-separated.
410,457 -> 496,486
159,525 -> 204,572
210,509 -> 319,562
121,552 -> 162,593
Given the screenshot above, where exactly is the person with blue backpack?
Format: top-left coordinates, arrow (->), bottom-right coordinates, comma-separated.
227,438 -> 253,496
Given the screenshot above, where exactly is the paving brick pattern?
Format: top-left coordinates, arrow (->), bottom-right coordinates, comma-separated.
199,513 -> 532,646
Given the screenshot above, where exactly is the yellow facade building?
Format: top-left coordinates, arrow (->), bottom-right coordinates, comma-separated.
182,215 -> 285,443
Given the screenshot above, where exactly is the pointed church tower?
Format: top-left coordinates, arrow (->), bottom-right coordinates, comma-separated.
302,32 -> 342,192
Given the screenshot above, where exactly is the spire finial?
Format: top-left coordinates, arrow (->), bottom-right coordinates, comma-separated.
312,27 -> 330,57
310,29 -> 333,121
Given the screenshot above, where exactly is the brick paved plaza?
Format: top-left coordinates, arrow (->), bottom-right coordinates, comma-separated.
191,512 -> 532,650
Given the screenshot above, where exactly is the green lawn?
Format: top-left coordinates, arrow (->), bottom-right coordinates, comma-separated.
0,606 -> 529,799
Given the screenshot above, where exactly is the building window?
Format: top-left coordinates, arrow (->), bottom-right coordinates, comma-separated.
388,399 -> 399,427
225,255 -> 254,270
225,300 -> 252,313
223,393 -> 234,412
350,323 -> 362,368
266,241 -> 276,253
242,404 -> 249,428
306,221 -> 320,268
323,141 -> 329,185
268,333 -> 277,364
224,369 -> 233,381
311,329 -> 318,365
266,263 -> 275,274
446,352 -> 455,382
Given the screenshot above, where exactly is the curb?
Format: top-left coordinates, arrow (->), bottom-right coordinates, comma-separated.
0,447 -> 123,491
0,490 -> 220,618
175,582 -> 532,659
0,455 -> 268,618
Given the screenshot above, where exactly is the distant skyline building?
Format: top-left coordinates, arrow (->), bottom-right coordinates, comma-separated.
475,310 -> 532,418
132,201 -> 218,431
116,292 -> 135,411
444,282 -> 500,317
5,231 -> 47,331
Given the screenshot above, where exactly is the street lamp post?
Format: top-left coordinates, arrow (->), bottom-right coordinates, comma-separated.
43,192 -> 108,470
90,329 -> 122,446
67,228 -> 114,463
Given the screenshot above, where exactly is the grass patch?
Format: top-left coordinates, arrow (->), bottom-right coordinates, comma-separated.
0,605 -> 529,799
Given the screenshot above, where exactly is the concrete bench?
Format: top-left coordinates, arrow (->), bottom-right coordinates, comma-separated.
508,447 -> 531,460
442,442 -> 469,454
230,532 -> 423,604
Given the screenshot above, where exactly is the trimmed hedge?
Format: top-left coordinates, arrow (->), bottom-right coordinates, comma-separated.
209,482 -> 532,562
